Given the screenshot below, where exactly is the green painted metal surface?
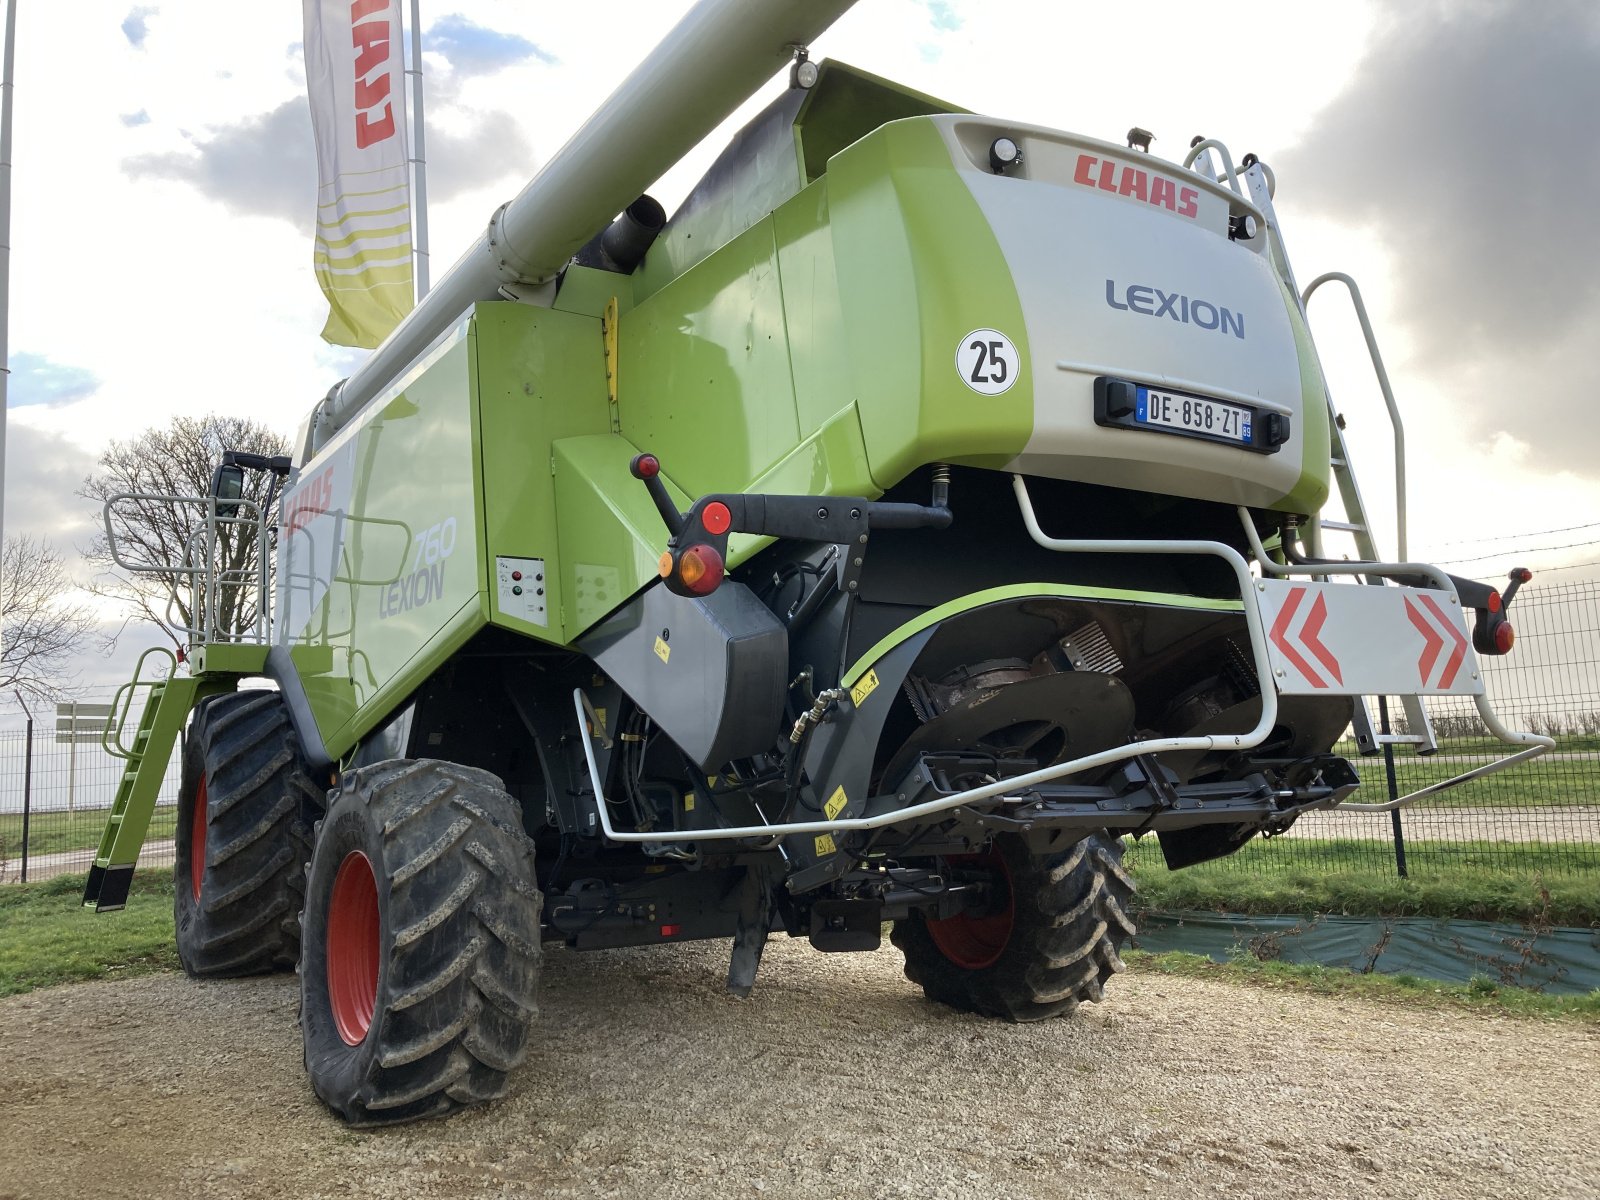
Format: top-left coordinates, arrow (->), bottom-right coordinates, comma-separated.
87,673 -> 232,909
823,117 -> 1035,489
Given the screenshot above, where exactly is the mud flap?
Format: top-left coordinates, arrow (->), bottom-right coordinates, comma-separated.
726,862 -> 781,998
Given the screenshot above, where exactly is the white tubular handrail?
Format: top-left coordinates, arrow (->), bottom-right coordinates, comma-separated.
102,491 -> 271,648
574,476 -> 1286,847
1183,137 -> 1247,198
1233,508 -> 1553,809
1302,271 -> 1409,559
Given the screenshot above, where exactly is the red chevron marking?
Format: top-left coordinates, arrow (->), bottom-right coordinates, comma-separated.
1404,597 -> 1444,687
1299,593 -> 1344,685
1420,594 -> 1468,688
1269,586 -> 1329,688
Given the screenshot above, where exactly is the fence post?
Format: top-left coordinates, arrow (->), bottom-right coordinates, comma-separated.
18,694 -> 33,883
1376,695 -> 1408,878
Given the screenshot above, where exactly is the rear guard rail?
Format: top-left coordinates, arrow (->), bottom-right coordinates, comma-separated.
575,478 -> 1286,846
1234,507 -> 1552,811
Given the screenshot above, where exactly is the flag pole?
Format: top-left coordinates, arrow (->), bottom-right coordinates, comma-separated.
406,0 -> 429,300
0,0 -> 17,562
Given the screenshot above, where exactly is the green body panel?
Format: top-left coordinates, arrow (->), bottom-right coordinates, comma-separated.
840,583 -> 1246,688
478,303 -> 614,645
187,643 -> 269,676
792,62 -> 962,184
1275,278 -> 1334,513
621,219 -> 802,497
822,118 -> 1035,488
278,329 -> 487,758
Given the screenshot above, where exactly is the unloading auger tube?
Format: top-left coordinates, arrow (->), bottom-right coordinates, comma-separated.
309,0 -> 859,453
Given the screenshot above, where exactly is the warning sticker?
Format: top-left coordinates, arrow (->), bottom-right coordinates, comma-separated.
849,670 -> 880,708
824,786 -> 848,821
653,635 -> 670,664
814,834 -> 837,857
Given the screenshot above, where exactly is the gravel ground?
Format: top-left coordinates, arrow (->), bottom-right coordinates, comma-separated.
1,939 -> 1596,1200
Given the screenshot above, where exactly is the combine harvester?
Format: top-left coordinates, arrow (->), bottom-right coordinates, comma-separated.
87,0 -> 1550,1124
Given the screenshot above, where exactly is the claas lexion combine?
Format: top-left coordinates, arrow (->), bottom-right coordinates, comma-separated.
86,0 -> 1551,1125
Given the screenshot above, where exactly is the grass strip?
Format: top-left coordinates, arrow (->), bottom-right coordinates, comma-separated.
1126,949 -> 1600,1021
0,869 -> 177,997
0,807 -> 179,860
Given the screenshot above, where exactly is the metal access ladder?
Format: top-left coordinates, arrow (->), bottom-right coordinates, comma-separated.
82,650 -> 225,911
1185,143 -> 1551,807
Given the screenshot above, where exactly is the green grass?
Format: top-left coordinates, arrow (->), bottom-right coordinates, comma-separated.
1127,949 -> 1600,1021
1337,751 -> 1600,807
0,806 -> 178,860
0,870 -> 178,997
1126,838 -> 1600,925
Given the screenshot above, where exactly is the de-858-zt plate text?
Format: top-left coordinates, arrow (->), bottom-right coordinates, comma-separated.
1093,376 -> 1286,454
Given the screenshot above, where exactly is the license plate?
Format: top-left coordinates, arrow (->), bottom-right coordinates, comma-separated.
1135,386 -> 1252,445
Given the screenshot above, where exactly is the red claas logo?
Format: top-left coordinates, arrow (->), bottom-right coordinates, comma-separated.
350,0 -> 397,148
1074,154 -> 1199,219
284,470 -> 336,536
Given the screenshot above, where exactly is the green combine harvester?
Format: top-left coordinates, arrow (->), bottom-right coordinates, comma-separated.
87,0 -> 1550,1125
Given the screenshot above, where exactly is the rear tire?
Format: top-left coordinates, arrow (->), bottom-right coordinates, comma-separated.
891,832 -> 1136,1021
299,759 -> 542,1126
174,691 -> 322,977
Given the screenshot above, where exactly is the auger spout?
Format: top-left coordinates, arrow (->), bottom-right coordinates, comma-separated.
308,0 -> 858,456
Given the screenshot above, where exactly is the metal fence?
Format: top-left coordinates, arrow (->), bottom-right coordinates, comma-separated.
1125,578 -> 1600,880
3,580 -> 1598,886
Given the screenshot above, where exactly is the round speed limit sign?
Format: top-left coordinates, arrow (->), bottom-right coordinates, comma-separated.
955,329 -> 1020,396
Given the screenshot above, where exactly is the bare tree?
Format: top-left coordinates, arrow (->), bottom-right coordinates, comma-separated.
0,535 -> 100,702
79,414 -> 290,645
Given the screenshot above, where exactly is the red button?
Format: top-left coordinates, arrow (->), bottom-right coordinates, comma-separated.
511,571 -> 522,581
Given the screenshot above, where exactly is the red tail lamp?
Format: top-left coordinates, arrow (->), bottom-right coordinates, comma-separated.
1494,622 -> 1516,654
675,544 -> 724,595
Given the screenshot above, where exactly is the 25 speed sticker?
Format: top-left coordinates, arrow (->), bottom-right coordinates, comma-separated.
955,328 -> 1019,396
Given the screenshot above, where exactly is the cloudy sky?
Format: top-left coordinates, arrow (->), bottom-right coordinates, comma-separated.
4,0 -> 1599,696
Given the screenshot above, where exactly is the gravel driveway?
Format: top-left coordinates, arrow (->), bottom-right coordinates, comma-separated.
0,939 -> 1595,1200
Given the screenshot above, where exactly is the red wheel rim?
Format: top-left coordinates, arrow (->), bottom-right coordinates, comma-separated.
926,849 -> 1015,970
327,851 -> 380,1046
190,776 -> 208,901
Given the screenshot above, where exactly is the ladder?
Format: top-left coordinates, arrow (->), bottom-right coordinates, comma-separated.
82,649 -> 225,912
1230,155 -> 1439,760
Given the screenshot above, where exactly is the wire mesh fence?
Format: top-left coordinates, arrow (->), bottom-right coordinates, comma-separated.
2,582 -> 1597,887
1125,578 -> 1600,881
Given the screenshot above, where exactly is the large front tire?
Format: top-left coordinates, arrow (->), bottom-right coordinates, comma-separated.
174,691 -> 321,977
299,759 -> 542,1126
891,832 -> 1136,1022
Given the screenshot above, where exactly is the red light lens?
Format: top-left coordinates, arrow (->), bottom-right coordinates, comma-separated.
1512,567 -> 1533,584
676,545 -> 725,595
702,501 -> 732,536
1487,589 -> 1502,613
1494,622 -> 1515,654
660,924 -> 682,937
634,453 -> 660,479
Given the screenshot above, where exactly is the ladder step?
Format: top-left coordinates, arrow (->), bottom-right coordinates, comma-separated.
1320,519 -> 1367,533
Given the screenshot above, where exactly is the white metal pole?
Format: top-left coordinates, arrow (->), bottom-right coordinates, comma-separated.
406,0 -> 429,300
0,0 -> 16,567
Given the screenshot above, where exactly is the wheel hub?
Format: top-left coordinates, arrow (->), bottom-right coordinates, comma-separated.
327,851 -> 380,1046
925,849 -> 1015,970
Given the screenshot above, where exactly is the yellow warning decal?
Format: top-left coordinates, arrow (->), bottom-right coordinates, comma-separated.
814,833 -> 837,856
824,786 -> 848,820
653,635 -> 671,664
850,669 -> 880,708
683,793 -> 696,812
